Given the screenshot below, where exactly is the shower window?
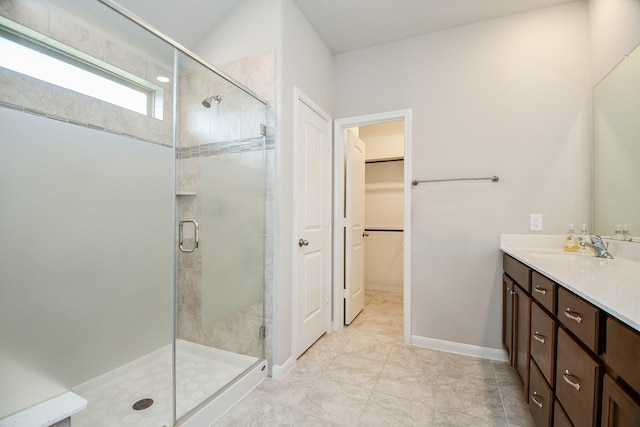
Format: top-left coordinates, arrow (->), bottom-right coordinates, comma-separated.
0,19 -> 162,117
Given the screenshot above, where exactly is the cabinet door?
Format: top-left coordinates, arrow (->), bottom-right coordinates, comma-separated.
515,283 -> 531,400
601,374 -> 640,427
503,274 -> 515,366
605,317 -> 640,394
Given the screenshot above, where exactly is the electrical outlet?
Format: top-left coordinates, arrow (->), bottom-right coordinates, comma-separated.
530,214 -> 543,231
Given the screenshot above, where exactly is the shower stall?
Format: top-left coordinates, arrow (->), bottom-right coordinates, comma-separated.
0,1 -> 267,425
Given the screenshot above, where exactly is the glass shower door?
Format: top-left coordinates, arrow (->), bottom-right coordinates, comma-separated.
174,51 -> 266,420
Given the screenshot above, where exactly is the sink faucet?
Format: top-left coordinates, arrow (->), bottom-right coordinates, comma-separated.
580,235 -> 614,259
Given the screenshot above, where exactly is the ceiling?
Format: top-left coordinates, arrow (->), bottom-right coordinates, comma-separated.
113,0 -> 576,53
294,0 -> 576,54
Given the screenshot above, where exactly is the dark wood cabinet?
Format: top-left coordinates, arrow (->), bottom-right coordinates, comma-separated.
557,287 -> 602,354
532,271 -> 556,313
503,274 -> 515,366
503,255 -> 532,399
504,254 -> 531,292
501,251 -> 640,426
530,360 -> 553,427
601,374 -> 640,427
530,301 -> 556,386
553,400 -> 572,427
556,327 -> 601,427
604,317 -> 640,393
515,283 -> 531,398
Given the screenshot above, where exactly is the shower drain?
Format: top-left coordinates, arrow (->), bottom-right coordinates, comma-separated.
132,398 -> 154,410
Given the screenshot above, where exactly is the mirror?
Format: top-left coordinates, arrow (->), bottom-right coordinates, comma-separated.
593,42 -> 640,242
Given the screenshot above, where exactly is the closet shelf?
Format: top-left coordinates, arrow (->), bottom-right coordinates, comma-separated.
176,191 -> 197,196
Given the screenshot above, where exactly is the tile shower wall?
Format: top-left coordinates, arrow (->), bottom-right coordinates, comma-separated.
0,0 -> 174,146
176,51 -> 275,361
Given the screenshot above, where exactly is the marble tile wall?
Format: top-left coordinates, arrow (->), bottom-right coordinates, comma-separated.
175,51 -> 275,363
0,0 -> 174,146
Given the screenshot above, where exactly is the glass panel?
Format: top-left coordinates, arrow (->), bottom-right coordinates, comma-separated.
175,51 -> 265,420
0,1 -> 175,425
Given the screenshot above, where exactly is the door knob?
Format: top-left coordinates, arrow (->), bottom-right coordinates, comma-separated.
298,239 -> 309,247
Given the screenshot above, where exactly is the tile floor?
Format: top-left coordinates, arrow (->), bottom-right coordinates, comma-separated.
214,290 -> 536,426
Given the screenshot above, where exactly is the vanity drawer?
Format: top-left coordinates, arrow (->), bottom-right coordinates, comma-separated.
553,400 -> 572,427
529,360 -> 553,427
531,271 -> 555,313
504,254 -> 531,292
530,302 -> 556,386
605,317 -> 640,394
556,327 -> 601,427
557,287 -> 601,353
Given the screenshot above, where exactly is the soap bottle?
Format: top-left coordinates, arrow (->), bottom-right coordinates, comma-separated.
578,224 -> 589,252
564,224 -> 577,252
614,224 -> 622,240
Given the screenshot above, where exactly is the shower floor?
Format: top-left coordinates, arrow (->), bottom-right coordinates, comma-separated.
72,340 -> 258,427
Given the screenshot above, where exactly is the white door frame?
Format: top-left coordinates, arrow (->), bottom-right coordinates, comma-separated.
332,109 -> 413,344
292,87 -> 333,359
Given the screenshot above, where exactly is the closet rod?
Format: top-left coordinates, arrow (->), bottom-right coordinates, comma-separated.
366,158 -> 404,164
412,176 -> 499,186
364,228 -> 404,233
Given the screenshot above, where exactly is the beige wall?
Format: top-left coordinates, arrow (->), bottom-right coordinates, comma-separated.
359,121 -> 404,161
359,123 -> 404,293
335,2 -> 592,351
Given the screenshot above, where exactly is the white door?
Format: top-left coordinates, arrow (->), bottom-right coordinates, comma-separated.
295,97 -> 331,357
344,130 -> 366,324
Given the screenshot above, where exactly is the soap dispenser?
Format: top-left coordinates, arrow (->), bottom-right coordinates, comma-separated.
564,224 -> 577,252
578,224 -> 589,252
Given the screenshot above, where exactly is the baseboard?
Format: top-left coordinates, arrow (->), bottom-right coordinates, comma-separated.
411,335 -> 508,362
270,356 -> 296,380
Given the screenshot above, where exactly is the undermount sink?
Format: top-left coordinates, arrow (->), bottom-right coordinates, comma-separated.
528,251 -> 601,261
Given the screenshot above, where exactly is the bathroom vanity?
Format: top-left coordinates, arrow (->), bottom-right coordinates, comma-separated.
500,237 -> 640,427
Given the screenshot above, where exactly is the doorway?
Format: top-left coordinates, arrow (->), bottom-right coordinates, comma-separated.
333,110 -> 412,343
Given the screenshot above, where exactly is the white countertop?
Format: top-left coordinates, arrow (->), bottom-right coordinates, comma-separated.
500,235 -> 640,333
0,392 -> 86,427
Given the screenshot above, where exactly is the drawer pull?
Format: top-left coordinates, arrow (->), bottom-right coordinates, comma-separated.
564,308 -> 583,324
563,370 -> 581,391
533,332 -> 545,344
531,392 -> 544,409
534,286 -> 547,295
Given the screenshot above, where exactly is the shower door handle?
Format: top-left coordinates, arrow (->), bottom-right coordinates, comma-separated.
179,219 -> 199,253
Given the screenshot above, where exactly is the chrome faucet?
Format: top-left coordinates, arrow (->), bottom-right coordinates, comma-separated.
579,234 -> 614,259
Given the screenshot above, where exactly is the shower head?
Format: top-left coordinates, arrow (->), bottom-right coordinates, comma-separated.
202,95 -> 221,108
